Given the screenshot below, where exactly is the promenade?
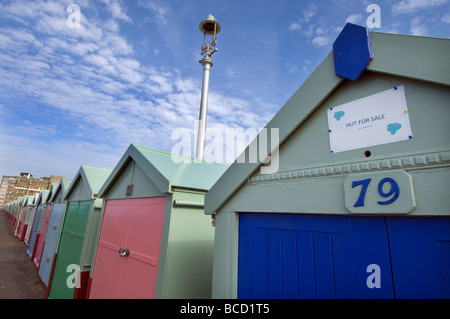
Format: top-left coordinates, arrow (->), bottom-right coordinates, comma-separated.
0,214 -> 46,299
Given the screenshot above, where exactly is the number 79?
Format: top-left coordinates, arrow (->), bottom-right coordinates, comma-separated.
352,177 -> 400,207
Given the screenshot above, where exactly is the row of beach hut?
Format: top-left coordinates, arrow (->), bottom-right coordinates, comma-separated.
3,144 -> 226,299
2,24 -> 450,299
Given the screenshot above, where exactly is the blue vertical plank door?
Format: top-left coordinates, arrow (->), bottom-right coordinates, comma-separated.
38,202 -> 66,288
386,217 -> 450,299
238,213 -> 394,299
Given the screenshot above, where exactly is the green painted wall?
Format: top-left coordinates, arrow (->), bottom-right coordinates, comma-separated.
80,202 -> 102,272
221,73 -> 450,216
160,189 -> 215,299
67,177 -> 92,202
48,201 -> 91,299
103,160 -> 163,200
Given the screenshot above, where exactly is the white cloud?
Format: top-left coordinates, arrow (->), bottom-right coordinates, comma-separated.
0,0 -> 64,22
442,12 -> 450,23
410,17 -> 427,35
288,3 -> 338,48
101,0 -> 132,23
148,74 -> 174,94
315,25 -> 328,35
288,3 -> 317,32
288,22 -> 302,32
392,0 -> 448,15
0,133 -> 121,177
0,5 -> 168,146
137,0 -> 169,24
285,62 -> 299,75
84,53 -> 110,68
297,24 -> 335,48
312,35 -> 331,47
0,0 -> 279,174
103,33 -> 133,55
301,3 -> 317,24
346,14 -> 363,24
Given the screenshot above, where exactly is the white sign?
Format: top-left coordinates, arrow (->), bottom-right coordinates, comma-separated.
328,86 -> 412,153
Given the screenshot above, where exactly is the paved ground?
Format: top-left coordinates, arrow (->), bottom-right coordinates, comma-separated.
0,214 -> 47,299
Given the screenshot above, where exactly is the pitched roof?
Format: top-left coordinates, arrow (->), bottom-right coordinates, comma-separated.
49,178 -> 73,202
64,166 -> 112,200
98,144 -> 228,197
18,195 -> 28,206
25,195 -> 36,206
204,25 -> 450,215
34,189 -> 50,206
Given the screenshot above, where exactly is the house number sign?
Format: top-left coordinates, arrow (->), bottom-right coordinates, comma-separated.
344,170 -> 415,214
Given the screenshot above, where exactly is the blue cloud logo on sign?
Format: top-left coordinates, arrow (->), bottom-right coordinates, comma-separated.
387,123 -> 402,135
334,111 -> 345,121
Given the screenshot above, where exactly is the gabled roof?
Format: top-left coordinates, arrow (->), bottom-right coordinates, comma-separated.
64,166 -> 112,201
19,196 -> 27,206
35,189 -> 50,207
98,144 -> 228,197
49,178 -> 73,202
44,182 -> 58,203
43,186 -> 55,203
29,193 -> 39,206
205,25 -> 450,215
24,195 -> 35,207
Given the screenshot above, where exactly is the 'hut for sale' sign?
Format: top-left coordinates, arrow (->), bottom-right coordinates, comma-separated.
327,85 -> 413,153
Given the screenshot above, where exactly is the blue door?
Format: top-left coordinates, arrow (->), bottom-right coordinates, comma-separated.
38,202 -> 66,287
238,213 -> 394,299
238,214 -> 450,299
387,217 -> 450,298
27,204 -> 43,258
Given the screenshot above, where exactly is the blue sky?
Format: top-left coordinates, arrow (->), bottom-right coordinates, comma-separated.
0,0 -> 449,179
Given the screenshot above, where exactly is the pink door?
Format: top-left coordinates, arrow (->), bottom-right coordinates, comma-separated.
90,197 -> 165,299
17,207 -> 28,241
33,203 -> 53,268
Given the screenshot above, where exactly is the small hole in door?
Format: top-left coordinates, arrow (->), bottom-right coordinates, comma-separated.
364,150 -> 372,158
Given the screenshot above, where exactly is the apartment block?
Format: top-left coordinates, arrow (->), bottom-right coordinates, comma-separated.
0,173 -> 66,208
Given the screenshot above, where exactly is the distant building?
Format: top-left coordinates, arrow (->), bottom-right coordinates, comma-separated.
0,173 -> 66,208
49,175 -> 66,184
0,175 -> 19,208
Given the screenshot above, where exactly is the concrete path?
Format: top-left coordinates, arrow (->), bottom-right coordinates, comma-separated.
0,214 -> 46,299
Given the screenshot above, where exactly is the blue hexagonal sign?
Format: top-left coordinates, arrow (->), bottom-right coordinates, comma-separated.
333,23 -> 373,81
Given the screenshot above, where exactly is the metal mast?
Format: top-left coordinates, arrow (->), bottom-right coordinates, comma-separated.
196,14 -> 221,160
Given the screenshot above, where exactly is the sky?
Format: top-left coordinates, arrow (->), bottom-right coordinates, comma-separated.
0,0 -> 449,179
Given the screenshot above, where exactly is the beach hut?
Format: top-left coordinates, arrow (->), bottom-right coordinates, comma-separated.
26,190 -> 50,259
24,193 -> 39,245
33,184 -> 58,268
7,199 -> 17,227
88,144 -> 227,299
16,195 -> 35,242
38,178 -> 72,293
48,166 -> 111,299
205,25 -> 450,299
15,198 -> 26,239
11,197 -> 24,233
